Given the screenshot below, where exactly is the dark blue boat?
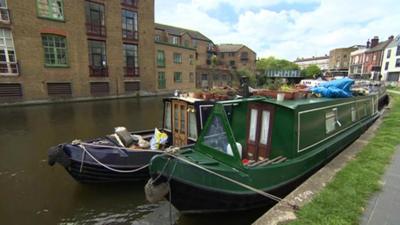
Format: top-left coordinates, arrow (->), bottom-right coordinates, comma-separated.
48,96 -> 235,183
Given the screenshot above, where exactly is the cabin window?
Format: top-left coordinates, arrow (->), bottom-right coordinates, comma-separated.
180,105 -> 185,133
174,104 -> 179,132
203,116 -> 231,156
351,106 -> 357,122
249,109 -> 258,142
188,107 -> 197,140
325,108 -> 337,134
164,102 -> 171,130
259,110 -> 270,145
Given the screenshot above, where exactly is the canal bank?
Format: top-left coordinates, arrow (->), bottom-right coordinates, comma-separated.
254,94 -> 400,225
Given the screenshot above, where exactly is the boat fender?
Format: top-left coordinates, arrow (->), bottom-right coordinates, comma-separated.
144,178 -> 169,203
47,144 -> 71,167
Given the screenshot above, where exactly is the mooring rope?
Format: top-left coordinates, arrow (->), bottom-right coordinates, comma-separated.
78,144 -> 150,173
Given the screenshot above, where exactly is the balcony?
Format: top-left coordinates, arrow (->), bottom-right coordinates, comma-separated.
122,29 -> 138,41
0,8 -> 10,24
86,23 -> 106,37
0,62 -> 19,75
89,66 -> 108,77
121,0 -> 138,8
124,66 -> 139,77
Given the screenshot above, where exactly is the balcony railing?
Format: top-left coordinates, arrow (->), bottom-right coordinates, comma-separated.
0,8 -> 10,24
124,66 -> 139,77
89,66 -> 108,77
86,23 -> 106,37
122,29 -> 138,41
121,0 -> 138,8
0,62 -> 19,75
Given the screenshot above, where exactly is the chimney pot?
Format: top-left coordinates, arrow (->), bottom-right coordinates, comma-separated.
370,36 -> 379,48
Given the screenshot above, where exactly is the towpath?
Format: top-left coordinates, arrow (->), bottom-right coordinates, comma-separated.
360,145 -> 400,225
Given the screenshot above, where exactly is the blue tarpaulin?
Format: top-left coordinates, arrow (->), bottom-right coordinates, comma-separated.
311,77 -> 354,98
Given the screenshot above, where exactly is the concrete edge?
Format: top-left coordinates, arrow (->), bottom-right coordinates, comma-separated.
0,90 -> 175,108
252,106 -> 391,225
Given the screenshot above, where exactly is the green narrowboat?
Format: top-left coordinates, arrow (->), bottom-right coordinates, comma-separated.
147,92 -> 387,213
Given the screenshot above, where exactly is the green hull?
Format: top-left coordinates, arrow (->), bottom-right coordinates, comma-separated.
149,93 -> 386,212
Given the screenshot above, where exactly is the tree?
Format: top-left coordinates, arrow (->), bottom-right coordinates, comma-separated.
234,68 -> 257,87
256,57 -> 300,71
301,64 -> 322,78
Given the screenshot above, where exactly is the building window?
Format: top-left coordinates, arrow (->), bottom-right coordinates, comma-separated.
0,83 -> 22,98
325,108 -> 338,134
85,1 -> 106,37
396,59 -> 400,68
397,45 -> 400,56
192,39 -> 198,48
155,35 -> 160,42
42,35 -> 68,67
240,52 -> 248,61
123,44 -> 138,76
372,54 -> 376,61
90,82 -> 109,95
0,29 -> 18,75
157,50 -> 165,67
158,71 -> 166,89
385,62 -> 389,70
122,10 -> 138,41
88,40 -> 107,76
229,60 -> 235,66
47,82 -> 72,97
173,53 -> 182,64
37,0 -> 64,21
184,40 -> 189,47
189,54 -> 193,65
189,72 -> 194,83
121,0 -> 137,8
171,35 -> 180,45
228,52 -> 235,57
174,72 -> 182,83
0,0 -> 10,23
125,81 -> 140,92
387,49 -> 391,58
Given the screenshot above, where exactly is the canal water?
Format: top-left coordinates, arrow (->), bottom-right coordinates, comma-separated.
0,97 -> 266,225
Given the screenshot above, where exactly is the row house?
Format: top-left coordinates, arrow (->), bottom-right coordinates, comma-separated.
0,0 -> 155,104
349,36 -> 393,79
154,23 -> 233,90
328,46 -> 361,76
381,35 -> 400,82
293,55 -> 329,71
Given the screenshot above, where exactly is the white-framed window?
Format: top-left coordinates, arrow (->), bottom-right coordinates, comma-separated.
259,110 -> 270,145
0,29 -> 18,75
164,102 -> 171,131
325,108 -> 338,134
188,107 -> 197,140
0,0 -> 10,23
351,106 -> 357,122
249,109 -> 258,142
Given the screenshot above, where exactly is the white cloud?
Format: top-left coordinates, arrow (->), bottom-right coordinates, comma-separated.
155,0 -> 400,60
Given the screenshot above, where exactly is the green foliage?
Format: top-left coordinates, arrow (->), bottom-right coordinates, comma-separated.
264,78 -> 284,91
234,68 -> 257,87
289,95 -> 400,225
256,56 -> 300,71
301,64 -> 322,78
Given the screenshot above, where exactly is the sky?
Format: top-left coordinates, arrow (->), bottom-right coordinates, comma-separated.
155,0 -> 400,61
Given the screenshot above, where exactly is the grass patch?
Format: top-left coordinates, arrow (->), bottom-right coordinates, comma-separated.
289,94 -> 400,225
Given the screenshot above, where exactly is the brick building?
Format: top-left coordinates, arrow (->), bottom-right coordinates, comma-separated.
328,46 -> 361,76
293,55 -> 329,71
0,0 -> 155,104
217,44 -> 256,73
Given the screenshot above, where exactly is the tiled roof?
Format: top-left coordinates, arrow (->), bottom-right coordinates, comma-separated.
155,23 -> 212,42
294,55 -> 329,62
217,44 -> 244,52
367,39 -> 392,52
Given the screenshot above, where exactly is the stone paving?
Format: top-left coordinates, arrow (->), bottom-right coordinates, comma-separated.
361,145 -> 400,225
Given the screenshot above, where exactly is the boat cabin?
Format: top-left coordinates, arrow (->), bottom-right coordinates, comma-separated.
161,96 -> 234,147
195,94 -> 379,169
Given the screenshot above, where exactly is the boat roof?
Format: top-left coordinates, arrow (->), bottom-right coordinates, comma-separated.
164,96 -> 205,104
220,95 -> 375,110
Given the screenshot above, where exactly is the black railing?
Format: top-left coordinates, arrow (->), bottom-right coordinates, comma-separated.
0,8 -> 10,23
0,62 -> 19,75
124,66 -> 139,77
86,23 -> 106,37
89,66 -> 108,77
122,29 -> 138,41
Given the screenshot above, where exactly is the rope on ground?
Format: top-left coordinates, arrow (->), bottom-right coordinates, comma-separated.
163,152 -> 298,210
78,144 -> 150,173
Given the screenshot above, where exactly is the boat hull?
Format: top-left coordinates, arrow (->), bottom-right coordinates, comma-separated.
48,143 -> 161,183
